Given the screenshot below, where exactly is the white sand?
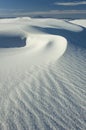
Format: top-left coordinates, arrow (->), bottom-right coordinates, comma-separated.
0,17 -> 86,130
70,19 -> 86,28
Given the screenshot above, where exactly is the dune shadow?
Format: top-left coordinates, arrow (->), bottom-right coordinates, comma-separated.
0,35 -> 26,48
33,26 -> 86,49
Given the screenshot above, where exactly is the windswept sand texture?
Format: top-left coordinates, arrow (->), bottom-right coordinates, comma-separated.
0,18 -> 86,130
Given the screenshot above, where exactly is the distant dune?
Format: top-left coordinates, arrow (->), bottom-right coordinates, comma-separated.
0,17 -> 86,130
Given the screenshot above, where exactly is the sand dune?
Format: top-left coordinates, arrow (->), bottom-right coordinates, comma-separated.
0,17 -> 86,130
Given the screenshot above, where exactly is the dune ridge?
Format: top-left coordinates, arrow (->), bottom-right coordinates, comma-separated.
0,17 -> 86,130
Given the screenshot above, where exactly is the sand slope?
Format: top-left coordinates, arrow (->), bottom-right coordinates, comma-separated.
0,18 -> 86,130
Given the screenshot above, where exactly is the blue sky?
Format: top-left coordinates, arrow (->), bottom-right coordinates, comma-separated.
0,0 -> 86,17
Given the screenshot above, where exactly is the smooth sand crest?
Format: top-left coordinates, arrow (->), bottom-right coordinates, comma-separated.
0,17 -> 86,130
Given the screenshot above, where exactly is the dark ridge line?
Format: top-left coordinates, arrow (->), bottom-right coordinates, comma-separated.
32,26 -> 86,49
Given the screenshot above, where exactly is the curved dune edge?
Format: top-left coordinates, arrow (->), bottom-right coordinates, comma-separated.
70,19 -> 86,28
0,18 -> 86,130
0,17 -> 85,68
0,33 -> 67,69
0,17 -> 68,66
25,34 -> 67,64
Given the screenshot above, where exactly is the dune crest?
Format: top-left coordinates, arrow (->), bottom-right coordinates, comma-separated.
0,17 -> 86,130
